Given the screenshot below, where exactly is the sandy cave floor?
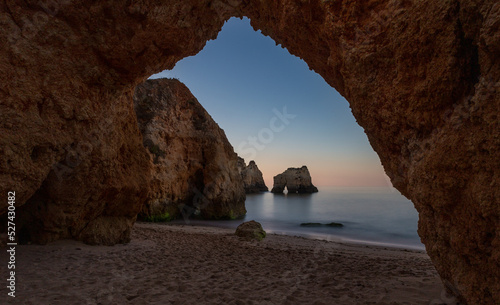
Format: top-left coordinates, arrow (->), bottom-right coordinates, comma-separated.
0,222 -> 456,305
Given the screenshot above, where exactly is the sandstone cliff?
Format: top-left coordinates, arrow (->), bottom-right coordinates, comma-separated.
134,78 -> 246,220
1,88 -> 151,245
0,1 -> 498,303
237,157 -> 268,193
271,166 -> 319,194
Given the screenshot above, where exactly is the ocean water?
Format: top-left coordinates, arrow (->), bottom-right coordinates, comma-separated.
171,186 -> 424,250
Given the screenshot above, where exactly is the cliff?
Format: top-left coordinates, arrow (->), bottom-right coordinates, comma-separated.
237,157 -> 268,193
0,1 -> 498,303
134,79 -> 246,220
271,166 -> 319,194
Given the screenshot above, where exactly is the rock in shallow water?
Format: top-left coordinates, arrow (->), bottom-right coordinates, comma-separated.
300,222 -> 343,228
237,157 -> 269,193
271,166 -> 318,194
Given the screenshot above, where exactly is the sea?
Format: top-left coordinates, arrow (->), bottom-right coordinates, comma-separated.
170,186 -> 424,250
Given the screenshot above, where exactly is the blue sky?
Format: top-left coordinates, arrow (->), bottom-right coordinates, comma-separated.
151,17 -> 390,187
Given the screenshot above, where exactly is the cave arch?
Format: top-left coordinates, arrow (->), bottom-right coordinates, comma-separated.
0,0 -> 498,303
154,16 -> 389,189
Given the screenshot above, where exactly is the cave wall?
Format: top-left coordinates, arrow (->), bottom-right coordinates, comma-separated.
240,1 -> 499,303
0,0 -> 498,303
0,0 -> 229,243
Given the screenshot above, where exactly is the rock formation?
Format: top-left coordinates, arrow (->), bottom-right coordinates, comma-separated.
237,157 -> 268,193
235,220 -> 266,241
1,80 -> 152,245
0,1 -> 498,303
271,166 -> 319,194
134,78 -> 246,221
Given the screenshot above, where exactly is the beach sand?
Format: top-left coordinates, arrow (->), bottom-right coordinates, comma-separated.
0,222 -> 454,304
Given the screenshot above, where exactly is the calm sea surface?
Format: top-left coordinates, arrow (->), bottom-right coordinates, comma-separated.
170,186 -> 424,250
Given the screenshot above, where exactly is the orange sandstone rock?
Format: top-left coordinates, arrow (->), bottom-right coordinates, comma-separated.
271,166 -> 318,194
237,157 -> 269,193
0,1 -> 498,303
133,79 -> 246,220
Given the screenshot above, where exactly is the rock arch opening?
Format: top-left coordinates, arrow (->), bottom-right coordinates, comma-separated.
144,17 -> 420,251
151,17 -> 389,189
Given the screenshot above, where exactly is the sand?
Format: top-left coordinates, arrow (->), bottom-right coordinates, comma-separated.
0,222 -> 456,305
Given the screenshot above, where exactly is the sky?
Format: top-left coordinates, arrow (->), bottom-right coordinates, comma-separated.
151,17 -> 391,188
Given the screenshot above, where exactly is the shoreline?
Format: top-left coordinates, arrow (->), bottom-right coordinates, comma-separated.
165,219 -> 426,251
0,222 -> 452,304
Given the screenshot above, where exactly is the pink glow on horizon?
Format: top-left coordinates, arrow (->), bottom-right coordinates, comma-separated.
258,161 -> 392,189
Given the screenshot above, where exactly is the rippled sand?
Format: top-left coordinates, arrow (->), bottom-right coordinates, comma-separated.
0,222 -> 454,304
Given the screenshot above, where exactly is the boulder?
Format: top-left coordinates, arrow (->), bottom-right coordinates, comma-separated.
271,166 -> 319,194
235,220 -> 266,241
133,79 -> 246,220
237,157 -> 268,193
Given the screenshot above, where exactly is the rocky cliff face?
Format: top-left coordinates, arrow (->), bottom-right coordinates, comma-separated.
0,1 -> 498,303
271,166 -> 319,194
237,157 -> 268,193
1,86 -> 151,245
134,78 -> 246,220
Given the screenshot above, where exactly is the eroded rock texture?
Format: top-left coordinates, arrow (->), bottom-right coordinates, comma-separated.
237,157 -> 268,193
134,78 -> 246,220
0,0 -> 233,244
235,220 -> 266,241
0,77 -> 151,245
271,166 -> 319,194
0,0 -> 498,303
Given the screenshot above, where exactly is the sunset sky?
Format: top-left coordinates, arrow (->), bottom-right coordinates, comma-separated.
151,17 -> 391,187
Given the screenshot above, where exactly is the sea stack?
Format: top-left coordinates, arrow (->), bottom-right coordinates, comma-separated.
271,166 -> 318,194
237,157 -> 269,193
134,78 -> 246,221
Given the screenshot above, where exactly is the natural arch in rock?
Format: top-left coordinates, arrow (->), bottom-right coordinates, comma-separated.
0,0 -> 498,303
